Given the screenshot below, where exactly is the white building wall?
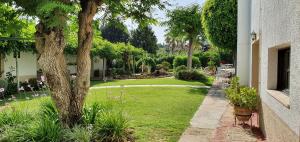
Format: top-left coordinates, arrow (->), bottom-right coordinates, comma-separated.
3,52 -> 37,80
252,0 -> 300,136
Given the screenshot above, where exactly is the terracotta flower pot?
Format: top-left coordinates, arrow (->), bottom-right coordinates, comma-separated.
234,106 -> 252,121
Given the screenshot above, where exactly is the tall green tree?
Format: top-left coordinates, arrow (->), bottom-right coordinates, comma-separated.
202,0 -> 237,64
165,5 -> 203,70
130,25 -> 158,54
101,19 -> 130,43
1,0 -> 165,127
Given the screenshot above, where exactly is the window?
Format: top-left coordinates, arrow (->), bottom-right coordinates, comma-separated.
277,47 -> 290,93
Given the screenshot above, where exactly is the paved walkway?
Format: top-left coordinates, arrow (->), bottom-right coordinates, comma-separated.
179,79 -> 266,142
179,80 -> 228,142
90,85 -> 211,89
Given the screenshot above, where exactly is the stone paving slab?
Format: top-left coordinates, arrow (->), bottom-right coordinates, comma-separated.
179,80 -> 229,142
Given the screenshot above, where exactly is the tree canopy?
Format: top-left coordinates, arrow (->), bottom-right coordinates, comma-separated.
0,0 -> 167,127
101,19 -> 130,43
130,25 -> 158,54
165,4 -> 203,70
201,0 -> 237,51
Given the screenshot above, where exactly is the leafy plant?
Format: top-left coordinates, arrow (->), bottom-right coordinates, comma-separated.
173,56 -> 201,68
175,69 -> 208,81
225,77 -> 258,110
93,111 -> 131,142
82,103 -> 110,125
63,125 -> 91,142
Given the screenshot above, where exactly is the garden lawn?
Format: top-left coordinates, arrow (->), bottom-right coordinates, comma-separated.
8,87 -> 207,142
91,77 -> 214,87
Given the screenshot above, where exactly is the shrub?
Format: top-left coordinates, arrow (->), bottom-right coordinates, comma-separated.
173,56 -> 201,68
0,110 -> 35,141
0,124 -> 36,142
156,55 -> 175,68
225,77 -> 258,110
83,103 -> 111,125
93,111 -> 131,142
174,65 -> 187,73
0,110 -> 33,128
64,126 -> 91,142
34,101 -> 62,142
0,79 -> 8,90
175,70 -> 208,81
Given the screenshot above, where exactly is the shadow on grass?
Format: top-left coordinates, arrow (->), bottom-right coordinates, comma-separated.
90,80 -> 118,87
188,88 -> 209,96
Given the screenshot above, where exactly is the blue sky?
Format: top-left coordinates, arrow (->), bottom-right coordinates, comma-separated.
125,0 -> 205,44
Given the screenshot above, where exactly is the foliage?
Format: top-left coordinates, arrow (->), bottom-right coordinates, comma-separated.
4,71 -> 17,96
82,103 -> 111,125
93,111 -> 130,142
156,55 -> 175,68
130,25 -> 158,54
156,61 -> 171,71
175,69 -> 208,81
101,19 -> 130,43
202,0 -> 237,51
225,77 -> 258,110
63,126 -> 91,142
174,65 -> 188,73
0,79 -> 8,90
195,47 -> 221,68
173,56 -> 201,68
136,54 -> 156,70
165,4 -> 203,42
34,101 -> 62,142
0,110 -> 33,128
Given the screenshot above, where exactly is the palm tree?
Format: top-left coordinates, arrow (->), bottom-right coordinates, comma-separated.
165,5 -> 203,70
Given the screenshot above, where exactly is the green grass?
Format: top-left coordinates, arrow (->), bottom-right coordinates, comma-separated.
91,77 -> 214,87
8,87 -> 207,142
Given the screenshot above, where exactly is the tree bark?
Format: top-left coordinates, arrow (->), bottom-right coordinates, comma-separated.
68,0 -> 100,125
35,0 -> 102,127
35,23 -> 72,126
187,39 -> 194,70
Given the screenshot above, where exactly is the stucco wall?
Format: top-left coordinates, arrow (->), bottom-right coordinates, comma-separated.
66,55 -> 104,78
251,0 -> 300,137
3,52 -> 37,81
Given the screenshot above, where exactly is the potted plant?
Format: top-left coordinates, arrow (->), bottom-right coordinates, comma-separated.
225,77 -> 258,121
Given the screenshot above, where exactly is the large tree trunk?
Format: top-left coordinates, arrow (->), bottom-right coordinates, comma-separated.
35,23 -> 72,126
187,39 -> 193,70
68,0 -> 100,125
35,0 -> 102,127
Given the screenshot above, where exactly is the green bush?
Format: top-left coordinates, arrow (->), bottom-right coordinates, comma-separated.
225,77 -> 258,110
0,110 -> 33,128
0,79 -> 8,90
174,65 -> 187,73
64,126 -> 91,142
173,56 -> 201,68
83,103 -> 112,125
34,101 -> 62,142
156,55 -> 175,68
93,111 -> 130,142
175,69 -> 208,81
156,61 -> 171,71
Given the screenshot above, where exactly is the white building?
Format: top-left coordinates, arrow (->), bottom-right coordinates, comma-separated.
0,52 -> 106,81
237,0 -> 300,141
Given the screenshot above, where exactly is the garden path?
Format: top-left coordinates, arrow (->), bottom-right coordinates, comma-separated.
179,79 -> 228,142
